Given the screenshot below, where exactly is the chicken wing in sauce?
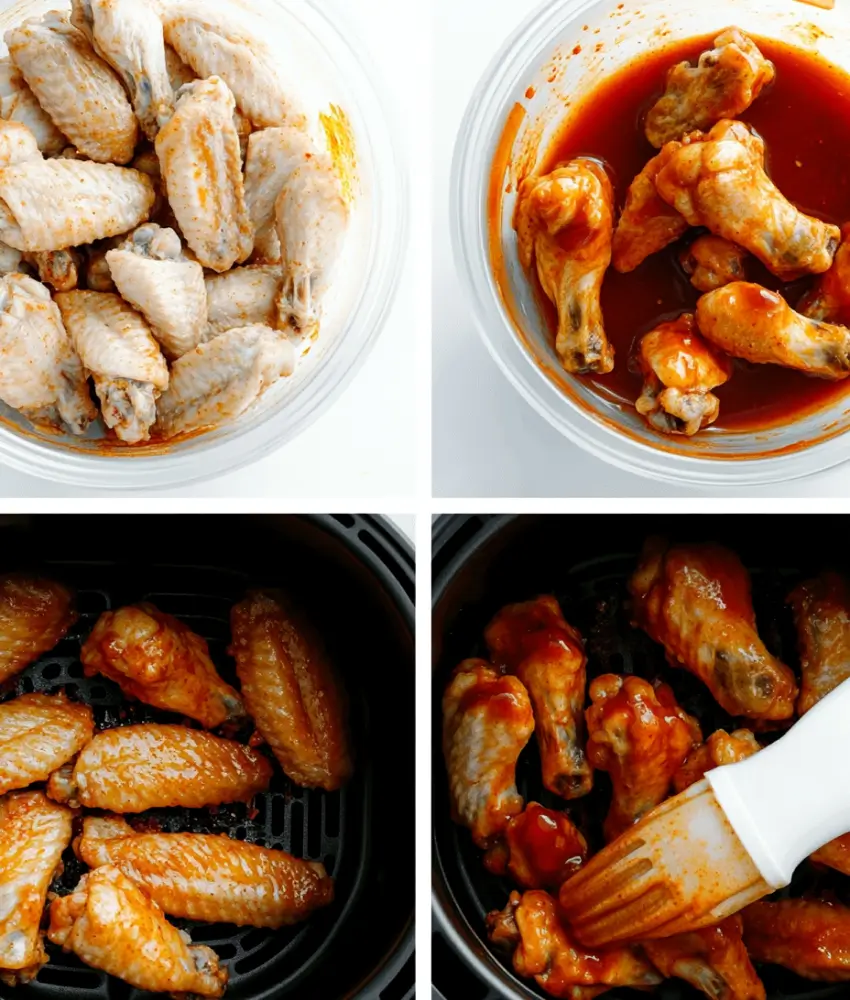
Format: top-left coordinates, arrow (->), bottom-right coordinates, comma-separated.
645,29 -> 775,148
673,728 -> 760,793
681,235 -> 747,292
585,674 -> 701,841
229,590 -> 352,790
517,159 -> 615,373
742,900 -> 850,981
697,282 -> 850,380
0,575 -> 76,685
635,314 -> 732,436
800,225 -> 850,326
442,659 -> 535,849
788,572 -> 850,715
485,596 -> 592,799
629,538 -> 798,719
656,120 -> 839,279
81,603 -> 244,728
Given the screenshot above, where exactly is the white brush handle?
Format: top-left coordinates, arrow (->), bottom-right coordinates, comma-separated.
707,677 -> 850,888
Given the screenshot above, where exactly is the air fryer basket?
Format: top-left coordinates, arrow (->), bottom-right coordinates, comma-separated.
0,514 -> 414,1000
432,514 -> 850,1000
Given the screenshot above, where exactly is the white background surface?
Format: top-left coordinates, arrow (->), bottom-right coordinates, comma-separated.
432,0 -> 850,498
0,0 -> 425,499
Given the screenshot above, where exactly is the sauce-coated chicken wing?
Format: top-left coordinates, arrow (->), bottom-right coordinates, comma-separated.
483,802 -> 587,890
788,571 -> 850,715
742,900 -> 850,981
681,235 -> 747,292
485,596 -> 592,799
673,728 -> 760,793
585,674 -> 701,841
0,575 -> 76,685
800,224 -> 850,326
629,538 -> 798,719
517,159 -> 615,373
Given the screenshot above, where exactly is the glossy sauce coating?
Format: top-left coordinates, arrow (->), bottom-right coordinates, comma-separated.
485,802 -> 588,890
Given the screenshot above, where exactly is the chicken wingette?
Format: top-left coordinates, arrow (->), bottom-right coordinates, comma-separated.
0,57 -> 65,155
0,575 -> 76,685
205,265 -> 283,337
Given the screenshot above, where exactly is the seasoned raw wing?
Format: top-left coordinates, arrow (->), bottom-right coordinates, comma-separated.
24,250 -> 83,293
6,11 -> 137,163
0,273 -> 96,436
0,159 -> 155,252
485,596 -> 592,799
77,815 -> 334,927
586,674 -> 701,841
81,603 -> 243,728
681,235 -> 747,292
674,728 -> 760,793
484,802 -> 587,891
56,290 -> 168,444
229,590 -> 352,790
0,575 -> 76,685
630,537 -> 798,719
155,324 -> 294,439
0,692 -> 93,795
0,120 -> 41,167
48,866 -> 227,996
205,264 -> 282,337
442,659 -> 534,848
0,791 -> 73,985
0,58 -> 65,155
106,224 -> 207,359
165,43 -> 195,90
800,225 -> 850,325
84,237 -> 123,293
155,76 -> 252,271
742,900 -> 850,981
52,723 -> 272,812
788,571 -> 850,715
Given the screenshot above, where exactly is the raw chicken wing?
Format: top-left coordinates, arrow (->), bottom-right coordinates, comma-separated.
742,900 -> 850,981
800,224 -> 850,325
205,264 -> 283,337
681,235 -> 747,292
0,575 -> 76,684
673,728 -> 760,793
0,58 -> 65,155
24,250 -> 83,293
0,119 -> 40,166
483,802 -> 587,890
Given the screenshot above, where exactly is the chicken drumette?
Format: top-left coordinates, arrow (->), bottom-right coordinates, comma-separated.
673,728 -> 760,793
800,225 -> 850,326
484,802 -> 587,890
0,575 -> 76,685
742,900 -> 850,981
681,235 -> 748,292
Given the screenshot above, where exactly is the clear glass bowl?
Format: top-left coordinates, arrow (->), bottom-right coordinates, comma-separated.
452,0 -> 850,486
0,0 -> 408,489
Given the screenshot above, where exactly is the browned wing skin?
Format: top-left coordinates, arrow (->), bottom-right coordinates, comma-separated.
636,314 -> 732,436
656,121 -> 839,279
487,890 -> 662,999
0,575 -> 76,684
629,538 -> 798,719
516,159 -> 615,374
696,282 -> 850,380
76,815 -> 333,927
585,674 -> 701,841
0,791 -> 73,985
484,802 -> 587,890
229,590 -> 352,791
0,691 -> 93,795
742,900 -> 850,981
673,728 -> 760,793
788,572 -> 850,715
485,596 -> 592,799
81,603 -> 244,729
643,915 -> 765,1000
645,29 -> 775,148
443,659 -> 535,849
800,224 -> 850,325
48,866 -> 227,996
681,235 -> 747,292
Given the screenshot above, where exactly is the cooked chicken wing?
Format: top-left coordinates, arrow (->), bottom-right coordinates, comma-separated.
0,58 -> 65,156
681,235 -> 747,292
50,723 -> 272,812
656,120 -> 839,279
0,692 -> 93,795
635,314 -> 732,436
696,282 -> 850,380
24,250 -> 83,293
484,802 -> 587,890
0,274 -> 96,436
643,916 -> 765,1000
71,0 -> 172,141
586,674 -> 701,841
800,225 -> 850,325
443,659 -> 534,849
155,324 -> 294,439
106,224 -> 206,359
0,791 -> 73,985
485,596 -> 592,800
6,11 -> 137,163
811,835 -> 850,875
76,815 -> 334,927
630,538 -> 798,719
205,264 -> 283,337
487,890 -> 662,1000
48,866 -> 227,996
645,29 -> 775,148
516,159 -> 615,373
742,900 -> 850,981
0,575 -> 76,685
673,728 -> 760,793
56,290 -> 167,444
788,571 -> 850,715
229,590 -> 352,790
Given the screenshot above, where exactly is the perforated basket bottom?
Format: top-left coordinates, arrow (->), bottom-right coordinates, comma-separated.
4,560 -> 367,1000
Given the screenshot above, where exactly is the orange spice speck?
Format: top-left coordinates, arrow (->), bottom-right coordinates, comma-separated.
525,86 -> 536,99
573,44 -> 582,55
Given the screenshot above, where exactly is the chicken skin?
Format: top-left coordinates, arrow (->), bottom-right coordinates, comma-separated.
696,282 -> 850,380
443,659 -> 535,849
636,314 -> 732,437
205,265 -> 283,338
487,890 -> 662,1000
681,235 -> 747,292
0,57 -> 65,156
673,728 -> 760,793
81,603 -> 244,728
24,249 -> 83,294
629,538 -> 798,719
76,815 -> 334,927
485,596 -> 592,799
585,674 -> 701,841
48,866 -> 227,996
788,572 -> 850,715
800,225 -> 850,326
645,29 -> 775,148
0,575 -> 76,685
742,900 -> 850,981
229,590 -> 352,791
517,159 -> 615,373
49,723 -> 272,812
0,791 -> 73,985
